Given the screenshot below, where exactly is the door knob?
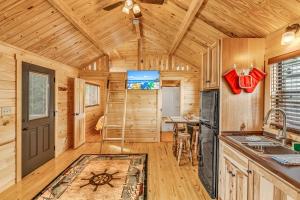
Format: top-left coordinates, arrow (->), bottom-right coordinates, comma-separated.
22,128 -> 28,131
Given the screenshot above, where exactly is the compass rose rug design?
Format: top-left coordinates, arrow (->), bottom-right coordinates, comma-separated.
34,154 -> 147,200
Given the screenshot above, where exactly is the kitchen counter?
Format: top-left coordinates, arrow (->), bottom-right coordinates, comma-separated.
219,133 -> 300,190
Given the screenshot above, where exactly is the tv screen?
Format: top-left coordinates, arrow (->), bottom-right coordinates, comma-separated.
127,70 -> 160,90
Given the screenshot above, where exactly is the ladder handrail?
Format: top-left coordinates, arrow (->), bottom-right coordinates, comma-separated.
102,79 -> 127,153
121,89 -> 127,152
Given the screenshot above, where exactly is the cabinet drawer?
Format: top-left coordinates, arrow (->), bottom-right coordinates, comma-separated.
222,142 -> 249,174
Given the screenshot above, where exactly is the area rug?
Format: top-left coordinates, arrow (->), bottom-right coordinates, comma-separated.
33,154 -> 147,200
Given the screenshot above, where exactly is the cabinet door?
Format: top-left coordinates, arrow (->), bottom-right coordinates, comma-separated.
209,41 -> 220,88
224,159 -> 236,200
248,161 -> 299,200
202,51 -> 210,89
223,159 -> 248,200
234,167 -> 248,200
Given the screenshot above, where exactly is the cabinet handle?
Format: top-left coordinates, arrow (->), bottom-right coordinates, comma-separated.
206,80 -> 211,83
231,173 -> 236,177
247,170 -> 252,174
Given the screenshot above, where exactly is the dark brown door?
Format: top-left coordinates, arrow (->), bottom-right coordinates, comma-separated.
22,62 -> 55,177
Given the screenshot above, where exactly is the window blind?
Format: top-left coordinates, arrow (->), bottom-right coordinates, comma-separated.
271,56 -> 300,132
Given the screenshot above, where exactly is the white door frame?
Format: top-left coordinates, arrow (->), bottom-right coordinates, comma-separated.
159,77 -> 184,133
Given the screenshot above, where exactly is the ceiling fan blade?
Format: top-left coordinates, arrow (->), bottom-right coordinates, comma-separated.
139,0 -> 164,4
103,1 -> 124,11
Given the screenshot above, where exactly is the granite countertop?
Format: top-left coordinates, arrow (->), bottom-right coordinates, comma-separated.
219,133 -> 300,190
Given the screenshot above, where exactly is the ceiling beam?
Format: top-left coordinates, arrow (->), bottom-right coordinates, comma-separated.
47,0 -> 105,55
169,0 -> 205,55
137,39 -> 143,69
170,0 -> 229,38
133,18 -> 142,40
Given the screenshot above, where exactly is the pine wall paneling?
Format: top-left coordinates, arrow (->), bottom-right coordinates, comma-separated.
78,71 -> 201,142
264,19 -> 300,142
0,41 -> 78,192
220,38 -> 265,132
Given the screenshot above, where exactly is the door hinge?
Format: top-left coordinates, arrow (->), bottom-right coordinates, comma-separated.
54,146 -> 56,150
54,77 -> 56,83
53,111 -> 56,117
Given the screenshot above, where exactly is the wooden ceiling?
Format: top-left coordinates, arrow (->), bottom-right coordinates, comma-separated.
0,0 -> 299,68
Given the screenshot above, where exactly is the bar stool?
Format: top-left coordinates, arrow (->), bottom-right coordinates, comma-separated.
191,126 -> 199,165
177,132 -> 192,166
172,123 -> 186,157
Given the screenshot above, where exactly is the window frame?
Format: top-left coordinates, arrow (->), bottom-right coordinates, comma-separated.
270,56 -> 300,134
85,82 -> 100,107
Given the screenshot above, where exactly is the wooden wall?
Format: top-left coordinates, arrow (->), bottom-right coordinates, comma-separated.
109,54 -> 201,73
78,70 -> 201,142
0,41 -> 78,192
161,72 -> 201,116
264,19 -> 300,142
220,38 -> 265,132
83,79 -> 106,143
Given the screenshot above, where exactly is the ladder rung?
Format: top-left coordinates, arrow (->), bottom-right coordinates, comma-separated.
105,112 -> 123,115
105,125 -> 123,129
108,101 -> 125,104
103,138 -> 123,141
109,89 -> 125,92
109,80 -> 124,82
109,90 -> 125,93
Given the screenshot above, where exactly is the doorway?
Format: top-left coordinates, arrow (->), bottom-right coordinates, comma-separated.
22,62 -> 55,177
161,80 -> 181,142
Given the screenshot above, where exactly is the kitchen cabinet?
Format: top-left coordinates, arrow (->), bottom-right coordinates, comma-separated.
202,41 -> 220,90
219,141 -> 248,200
223,159 -> 248,200
219,141 -> 300,200
248,161 -> 299,200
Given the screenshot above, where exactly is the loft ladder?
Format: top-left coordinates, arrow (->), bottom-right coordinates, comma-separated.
101,80 -> 127,153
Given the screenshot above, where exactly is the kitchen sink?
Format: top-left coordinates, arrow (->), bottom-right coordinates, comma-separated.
242,143 -> 299,155
228,135 -> 299,156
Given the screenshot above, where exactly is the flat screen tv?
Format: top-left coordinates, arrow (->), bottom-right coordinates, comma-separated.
127,70 -> 160,90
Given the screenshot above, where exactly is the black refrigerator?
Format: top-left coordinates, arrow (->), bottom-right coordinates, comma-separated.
198,90 -> 219,199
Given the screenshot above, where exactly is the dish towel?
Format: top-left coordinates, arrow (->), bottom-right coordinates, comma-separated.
272,155 -> 300,166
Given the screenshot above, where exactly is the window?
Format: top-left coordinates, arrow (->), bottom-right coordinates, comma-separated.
29,72 -> 49,120
85,83 -> 100,107
271,56 -> 300,132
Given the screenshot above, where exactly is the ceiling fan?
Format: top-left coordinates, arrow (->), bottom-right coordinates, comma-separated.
103,0 -> 165,17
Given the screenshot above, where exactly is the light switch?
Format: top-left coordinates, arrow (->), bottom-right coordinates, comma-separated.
1,107 -> 12,116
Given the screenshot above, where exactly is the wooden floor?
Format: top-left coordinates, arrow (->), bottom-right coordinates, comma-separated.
0,142 -> 211,200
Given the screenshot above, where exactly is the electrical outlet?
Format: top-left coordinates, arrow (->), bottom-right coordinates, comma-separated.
1,107 -> 12,116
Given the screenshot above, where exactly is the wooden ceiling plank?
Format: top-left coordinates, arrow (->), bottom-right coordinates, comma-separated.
169,0 -> 205,55
113,49 -> 122,59
47,0 -> 104,55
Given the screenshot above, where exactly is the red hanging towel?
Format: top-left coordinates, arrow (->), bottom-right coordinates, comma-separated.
245,67 -> 266,93
223,68 -> 241,94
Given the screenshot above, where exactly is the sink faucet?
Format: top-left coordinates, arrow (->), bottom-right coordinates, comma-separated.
263,108 -> 287,146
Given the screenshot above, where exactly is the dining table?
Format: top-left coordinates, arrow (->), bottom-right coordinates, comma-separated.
163,116 -> 200,157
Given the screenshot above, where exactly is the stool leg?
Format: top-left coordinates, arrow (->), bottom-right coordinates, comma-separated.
177,139 -> 183,166
187,139 -> 192,163
194,131 -> 199,155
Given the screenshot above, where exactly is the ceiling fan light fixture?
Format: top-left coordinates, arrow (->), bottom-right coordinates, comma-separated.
122,6 -> 130,14
125,0 -> 134,9
133,4 -> 141,14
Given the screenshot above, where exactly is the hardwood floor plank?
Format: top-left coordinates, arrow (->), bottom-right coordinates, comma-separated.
0,142 -> 210,200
